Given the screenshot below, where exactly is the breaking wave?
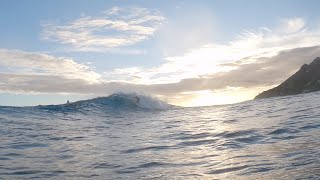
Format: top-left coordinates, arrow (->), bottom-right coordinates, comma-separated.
36,93 -> 173,112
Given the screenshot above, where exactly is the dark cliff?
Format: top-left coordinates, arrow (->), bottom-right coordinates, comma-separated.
255,57 -> 320,99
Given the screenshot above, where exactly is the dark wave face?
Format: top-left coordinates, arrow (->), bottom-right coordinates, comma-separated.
0,92 -> 320,179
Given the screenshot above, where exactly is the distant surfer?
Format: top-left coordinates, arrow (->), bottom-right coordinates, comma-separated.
67,100 -> 70,104
133,96 -> 140,104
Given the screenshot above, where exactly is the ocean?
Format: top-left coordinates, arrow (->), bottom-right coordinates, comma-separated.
0,92 -> 320,179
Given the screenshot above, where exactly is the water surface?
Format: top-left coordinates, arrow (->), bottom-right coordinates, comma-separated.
0,93 -> 320,179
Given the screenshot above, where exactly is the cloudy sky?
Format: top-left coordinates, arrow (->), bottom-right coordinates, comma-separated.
1,0 -> 320,106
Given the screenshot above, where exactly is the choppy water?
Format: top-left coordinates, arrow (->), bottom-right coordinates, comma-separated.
0,92 -> 320,179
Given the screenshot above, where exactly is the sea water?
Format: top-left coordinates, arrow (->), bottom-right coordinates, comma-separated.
0,92 -> 319,179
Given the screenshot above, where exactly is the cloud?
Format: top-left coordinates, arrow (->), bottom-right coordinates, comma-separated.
103,18 -> 320,85
0,49 -> 101,84
147,46 -> 320,95
280,17 -> 306,33
41,7 -> 165,52
0,49 -> 142,95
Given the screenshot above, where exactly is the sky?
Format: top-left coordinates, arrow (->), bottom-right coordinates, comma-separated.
1,0 -> 320,107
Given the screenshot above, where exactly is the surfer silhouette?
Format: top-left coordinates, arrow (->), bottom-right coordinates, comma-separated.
67,100 -> 70,104
133,96 -> 140,104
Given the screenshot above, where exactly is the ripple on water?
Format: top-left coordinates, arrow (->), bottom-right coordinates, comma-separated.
300,124 -> 320,130
268,128 -> 300,135
206,165 -> 249,174
122,145 -> 176,154
218,130 -> 257,138
177,139 -> 217,147
8,143 -> 48,150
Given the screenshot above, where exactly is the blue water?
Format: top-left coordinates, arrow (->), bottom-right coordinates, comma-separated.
0,92 -> 320,179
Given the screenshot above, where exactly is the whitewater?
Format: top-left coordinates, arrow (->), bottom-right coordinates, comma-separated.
0,92 -> 319,179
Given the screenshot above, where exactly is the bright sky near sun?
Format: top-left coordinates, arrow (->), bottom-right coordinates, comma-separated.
1,0 -> 320,107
